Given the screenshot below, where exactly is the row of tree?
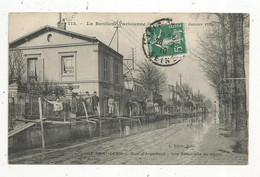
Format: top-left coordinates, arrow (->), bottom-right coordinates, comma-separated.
193,13 -> 248,137
174,82 -> 213,111
135,60 -> 212,111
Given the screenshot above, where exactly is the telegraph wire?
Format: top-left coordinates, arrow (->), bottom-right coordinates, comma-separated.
120,30 -> 142,52
124,26 -> 141,43
120,31 -> 146,60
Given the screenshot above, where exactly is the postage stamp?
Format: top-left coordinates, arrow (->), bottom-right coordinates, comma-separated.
143,18 -> 187,66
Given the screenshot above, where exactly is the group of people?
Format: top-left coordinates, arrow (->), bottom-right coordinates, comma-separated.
44,90 -> 164,118
125,99 -> 165,116
84,91 -> 100,116
85,92 -> 118,117
44,90 -> 100,117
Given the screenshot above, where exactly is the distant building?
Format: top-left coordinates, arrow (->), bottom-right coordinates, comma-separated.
124,75 -> 145,101
9,22 -> 125,116
124,77 -> 144,92
162,84 -> 175,105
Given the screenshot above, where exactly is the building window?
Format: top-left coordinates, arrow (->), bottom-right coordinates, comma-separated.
47,33 -> 53,43
62,56 -> 73,74
115,61 -> 119,84
27,58 -> 38,82
104,58 -> 109,82
61,55 -> 75,76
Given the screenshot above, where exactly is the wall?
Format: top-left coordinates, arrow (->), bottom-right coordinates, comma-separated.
18,44 -> 98,83
11,29 -> 99,84
98,44 -> 124,116
10,29 -> 125,116
9,113 -> 205,152
11,34 -> 101,97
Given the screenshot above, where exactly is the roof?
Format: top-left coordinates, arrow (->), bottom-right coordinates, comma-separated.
9,25 -> 97,48
9,25 -> 123,58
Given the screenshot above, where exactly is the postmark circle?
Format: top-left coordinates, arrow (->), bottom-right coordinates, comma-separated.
142,18 -> 187,66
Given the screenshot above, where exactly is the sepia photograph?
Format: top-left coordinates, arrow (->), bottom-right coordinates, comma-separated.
8,12 -> 249,165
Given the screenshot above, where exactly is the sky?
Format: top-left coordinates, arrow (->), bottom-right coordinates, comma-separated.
9,13 -> 218,101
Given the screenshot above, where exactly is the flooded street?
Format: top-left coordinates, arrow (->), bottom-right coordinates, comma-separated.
4,12 -> 251,177
9,114 -> 247,165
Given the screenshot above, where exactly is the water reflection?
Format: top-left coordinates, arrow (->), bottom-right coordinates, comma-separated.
191,114 -> 213,150
9,113 -> 214,163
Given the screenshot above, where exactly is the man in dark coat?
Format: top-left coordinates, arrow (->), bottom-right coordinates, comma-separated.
92,91 -> 100,116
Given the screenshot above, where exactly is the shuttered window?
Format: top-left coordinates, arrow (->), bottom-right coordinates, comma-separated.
61,55 -> 74,75
104,58 -> 109,82
27,54 -> 44,82
115,61 -> 119,84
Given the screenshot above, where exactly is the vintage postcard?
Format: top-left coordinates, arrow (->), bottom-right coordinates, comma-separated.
8,13 -> 249,165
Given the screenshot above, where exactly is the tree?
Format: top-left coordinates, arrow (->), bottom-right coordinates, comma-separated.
175,82 -> 193,101
18,80 -> 66,97
228,14 -> 247,135
192,13 -> 248,136
136,60 -> 167,98
9,50 -> 26,85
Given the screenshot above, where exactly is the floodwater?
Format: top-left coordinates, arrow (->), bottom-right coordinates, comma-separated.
9,113 -> 247,165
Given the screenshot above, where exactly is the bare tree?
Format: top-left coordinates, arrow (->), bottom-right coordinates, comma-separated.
228,14 -> 248,135
136,60 -> 167,98
176,82 -> 193,101
192,13 -> 248,136
9,50 -> 26,85
194,26 -> 229,124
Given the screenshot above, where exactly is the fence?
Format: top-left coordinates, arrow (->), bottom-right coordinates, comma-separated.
8,97 -> 15,131
127,103 -> 198,116
9,92 -> 206,125
9,93 -> 91,122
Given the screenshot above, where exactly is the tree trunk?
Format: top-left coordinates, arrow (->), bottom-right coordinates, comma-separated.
228,13 -> 248,137
216,14 -> 230,125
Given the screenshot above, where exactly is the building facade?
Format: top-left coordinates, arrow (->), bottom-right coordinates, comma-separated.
9,25 -> 125,116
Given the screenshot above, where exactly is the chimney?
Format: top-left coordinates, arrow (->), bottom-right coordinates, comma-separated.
57,13 -> 66,30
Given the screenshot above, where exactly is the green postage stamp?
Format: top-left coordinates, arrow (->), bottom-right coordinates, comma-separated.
143,18 -> 187,66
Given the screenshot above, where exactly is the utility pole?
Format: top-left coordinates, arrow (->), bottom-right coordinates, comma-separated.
115,23 -> 122,52
109,21 -> 121,52
116,26 -> 119,52
124,48 -> 136,71
131,48 -> 135,70
175,82 -> 178,101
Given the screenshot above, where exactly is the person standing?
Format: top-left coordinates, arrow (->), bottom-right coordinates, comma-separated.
44,97 -> 63,117
85,91 -> 92,114
92,91 -> 100,116
140,98 -> 146,115
108,95 -> 115,117
126,99 -> 132,117
154,102 -> 159,113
